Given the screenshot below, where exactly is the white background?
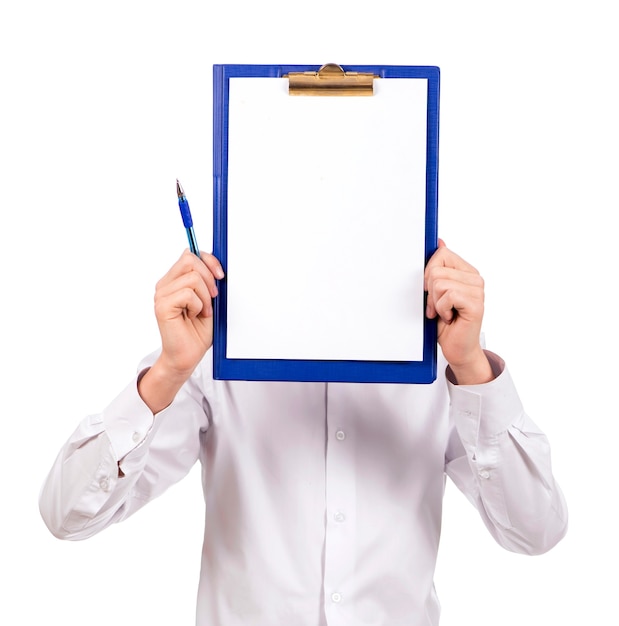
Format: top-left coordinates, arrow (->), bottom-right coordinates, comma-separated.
1,1 -> 616,624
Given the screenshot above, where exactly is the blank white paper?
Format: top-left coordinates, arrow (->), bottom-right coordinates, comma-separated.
226,76 -> 428,361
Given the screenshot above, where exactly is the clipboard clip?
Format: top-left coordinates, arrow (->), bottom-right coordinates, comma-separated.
285,63 -> 378,96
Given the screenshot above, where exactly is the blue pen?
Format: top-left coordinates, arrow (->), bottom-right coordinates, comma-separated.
176,179 -> 200,256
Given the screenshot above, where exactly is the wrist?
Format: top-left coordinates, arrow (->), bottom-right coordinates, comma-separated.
447,349 -> 495,385
138,358 -> 192,414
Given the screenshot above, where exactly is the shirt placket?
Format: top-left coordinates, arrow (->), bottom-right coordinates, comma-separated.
323,384 -> 357,624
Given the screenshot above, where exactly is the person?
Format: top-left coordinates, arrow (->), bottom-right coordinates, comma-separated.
39,240 -> 568,626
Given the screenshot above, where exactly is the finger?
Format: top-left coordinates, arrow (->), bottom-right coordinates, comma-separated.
156,272 -> 214,319
197,252 -> 224,298
424,246 -> 479,290
426,270 -> 484,320
157,250 -> 203,285
158,250 -> 220,299
427,266 -> 485,289
426,285 -> 442,320
431,281 -> 484,324
200,252 -> 225,280
155,287 -> 212,322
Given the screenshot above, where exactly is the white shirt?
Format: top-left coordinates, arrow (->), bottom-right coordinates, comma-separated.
39,350 -> 567,626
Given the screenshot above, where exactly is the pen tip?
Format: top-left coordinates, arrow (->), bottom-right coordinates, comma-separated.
176,179 -> 184,198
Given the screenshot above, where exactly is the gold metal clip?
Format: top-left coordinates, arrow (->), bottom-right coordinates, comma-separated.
285,63 -> 378,96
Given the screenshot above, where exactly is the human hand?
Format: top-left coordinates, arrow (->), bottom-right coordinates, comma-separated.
138,250 -> 224,413
153,249 -> 224,378
424,240 -> 494,385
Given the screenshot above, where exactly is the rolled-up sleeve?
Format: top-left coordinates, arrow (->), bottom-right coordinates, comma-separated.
445,351 -> 568,555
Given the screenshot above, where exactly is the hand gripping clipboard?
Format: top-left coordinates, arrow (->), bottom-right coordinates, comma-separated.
212,63 -> 439,383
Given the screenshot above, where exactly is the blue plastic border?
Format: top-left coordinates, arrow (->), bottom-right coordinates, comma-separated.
213,64 -> 439,383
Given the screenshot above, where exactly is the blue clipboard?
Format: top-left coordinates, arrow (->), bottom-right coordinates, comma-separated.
213,63 -> 439,383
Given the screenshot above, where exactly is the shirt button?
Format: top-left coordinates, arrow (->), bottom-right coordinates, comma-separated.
479,470 -> 490,479
331,592 -> 342,603
335,430 -> 346,441
132,432 -> 141,443
334,511 -> 346,523
99,478 -> 110,491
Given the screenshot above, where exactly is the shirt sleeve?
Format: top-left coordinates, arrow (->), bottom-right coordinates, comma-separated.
39,352 -> 210,540
444,351 -> 568,555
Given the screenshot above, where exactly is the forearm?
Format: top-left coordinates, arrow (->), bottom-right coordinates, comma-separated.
489,424 -> 568,553
446,353 -> 568,554
39,370 -> 159,539
39,415 -> 143,540
40,355 -> 210,541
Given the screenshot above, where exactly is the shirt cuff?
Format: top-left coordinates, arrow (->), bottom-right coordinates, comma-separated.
447,351 -> 525,446
101,368 -> 155,461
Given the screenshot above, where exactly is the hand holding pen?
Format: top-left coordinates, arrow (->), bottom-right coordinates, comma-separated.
136,181 -> 224,414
